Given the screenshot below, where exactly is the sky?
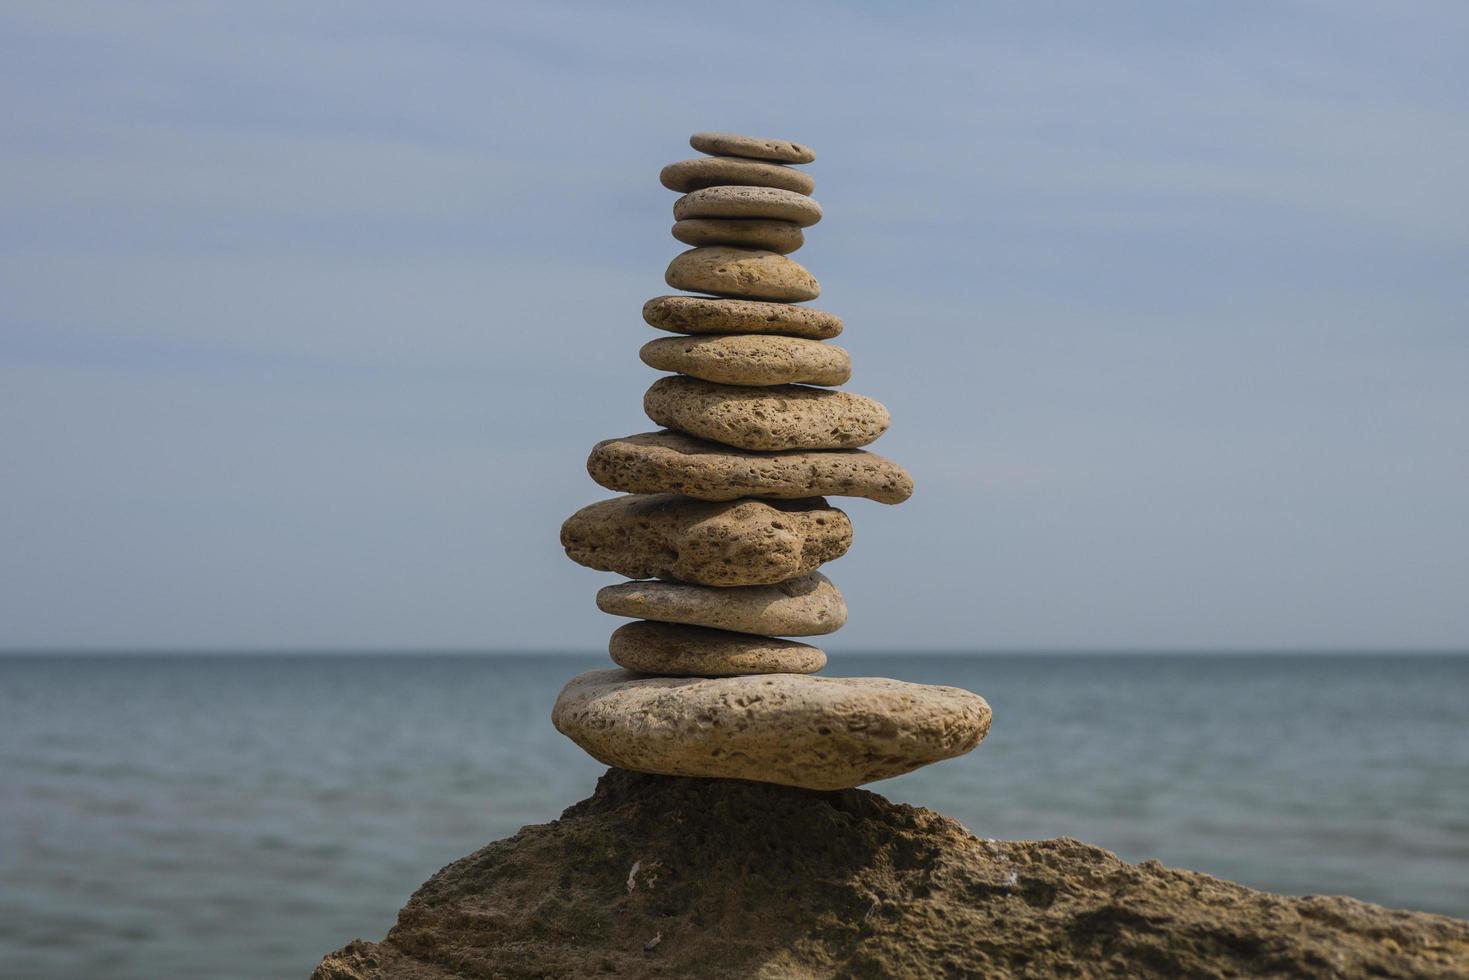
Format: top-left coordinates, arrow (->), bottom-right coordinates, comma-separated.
2,1 -> 1467,652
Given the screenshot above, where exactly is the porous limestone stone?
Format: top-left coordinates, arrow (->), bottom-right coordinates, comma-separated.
560,494 -> 851,587
609,621 -> 825,676
640,335 -> 850,387
666,247 -> 819,303
660,156 -> 814,196
551,670 -> 992,790
672,218 -> 804,255
587,431 -> 913,505
643,295 -> 842,339
596,572 -> 847,636
690,130 -> 816,164
674,186 -> 822,227
644,376 -> 891,451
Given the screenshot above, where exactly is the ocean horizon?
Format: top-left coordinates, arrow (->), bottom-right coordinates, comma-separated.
3,651 -> 1467,979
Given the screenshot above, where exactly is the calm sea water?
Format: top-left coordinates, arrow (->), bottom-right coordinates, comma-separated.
1,653 -> 1466,979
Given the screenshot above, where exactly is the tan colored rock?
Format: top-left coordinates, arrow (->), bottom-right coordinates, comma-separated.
588,431 -> 913,505
660,156 -> 814,196
640,335 -> 850,387
552,670 -> 991,790
666,247 -> 819,303
674,186 -> 822,227
690,130 -> 815,164
560,494 -> 851,587
645,376 -> 891,451
643,295 -> 842,339
609,622 -> 825,676
672,218 -> 804,255
597,572 -> 847,636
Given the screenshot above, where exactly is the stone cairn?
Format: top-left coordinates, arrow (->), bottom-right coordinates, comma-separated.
553,131 -> 991,791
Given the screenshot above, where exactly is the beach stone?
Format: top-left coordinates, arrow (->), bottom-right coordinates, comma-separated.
640,335 -> 850,387
643,295 -> 842,339
660,156 -> 814,196
672,218 -> 804,255
690,130 -> 815,164
666,247 -> 819,303
645,376 -> 891,451
551,670 -> 991,790
609,621 -> 825,676
560,494 -> 851,587
674,186 -> 822,227
597,572 -> 847,636
588,431 -> 913,505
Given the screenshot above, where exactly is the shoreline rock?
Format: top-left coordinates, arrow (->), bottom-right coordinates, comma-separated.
313,769 -> 1469,980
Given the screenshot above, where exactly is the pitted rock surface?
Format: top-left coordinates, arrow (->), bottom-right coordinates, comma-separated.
561,494 -> 851,587
671,218 -> 804,254
645,376 -> 891,451
690,130 -> 815,163
609,621 -> 825,676
660,156 -> 814,196
596,572 -> 846,636
551,669 -> 991,790
640,334 -> 850,387
674,186 -> 822,227
643,295 -> 842,339
666,247 -> 819,303
588,431 -> 912,504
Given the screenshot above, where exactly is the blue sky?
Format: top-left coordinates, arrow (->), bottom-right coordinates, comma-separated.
2,1 -> 1466,650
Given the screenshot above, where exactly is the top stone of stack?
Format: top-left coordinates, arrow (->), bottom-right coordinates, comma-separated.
689,130 -> 816,164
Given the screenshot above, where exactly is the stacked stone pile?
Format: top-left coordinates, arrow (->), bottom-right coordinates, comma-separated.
553,131 -> 991,791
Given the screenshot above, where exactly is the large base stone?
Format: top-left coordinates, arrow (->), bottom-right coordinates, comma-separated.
551,669 -> 990,791
313,769 -> 1469,980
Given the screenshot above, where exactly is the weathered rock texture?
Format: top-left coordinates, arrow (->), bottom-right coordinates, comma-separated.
691,130 -> 816,163
609,621 -> 825,676
596,572 -> 847,636
588,431 -> 913,504
560,494 -> 851,587
672,218 -> 804,254
660,156 -> 815,195
666,246 -> 820,303
640,334 -> 850,387
314,770 -> 1469,980
674,186 -> 823,227
643,294 -> 842,339
645,376 -> 892,451
551,670 -> 991,789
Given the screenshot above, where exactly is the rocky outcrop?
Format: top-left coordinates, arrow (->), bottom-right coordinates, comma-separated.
313,769 -> 1469,979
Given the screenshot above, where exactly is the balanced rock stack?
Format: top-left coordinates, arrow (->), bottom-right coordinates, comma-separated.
553,131 -> 991,791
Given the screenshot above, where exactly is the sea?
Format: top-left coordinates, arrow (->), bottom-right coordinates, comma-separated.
2,653 -> 1466,980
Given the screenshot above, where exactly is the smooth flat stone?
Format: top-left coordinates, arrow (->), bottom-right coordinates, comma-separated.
674,186 -> 822,227
561,494 -> 851,587
672,218 -> 804,255
640,335 -> 850,387
609,622 -> 825,676
597,572 -> 847,637
690,131 -> 815,164
660,156 -> 814,196
666,247 -> 819,303
587,431 -> 914,505
644,377 -> 891,451
643,295 -> 842,339
551,670 -> 992,790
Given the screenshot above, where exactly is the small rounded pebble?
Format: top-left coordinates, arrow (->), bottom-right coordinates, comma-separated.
666,247 -> 819,303
640,335 -> 850,387
690,131 -> 815,164
674,186 -> 822,227
644,376 -> 891,451
643,295 -> 842,339
660,156 -> 814,195
609,621 -> 826,676
596,572 -> 847,636
672,218 -> 804,255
